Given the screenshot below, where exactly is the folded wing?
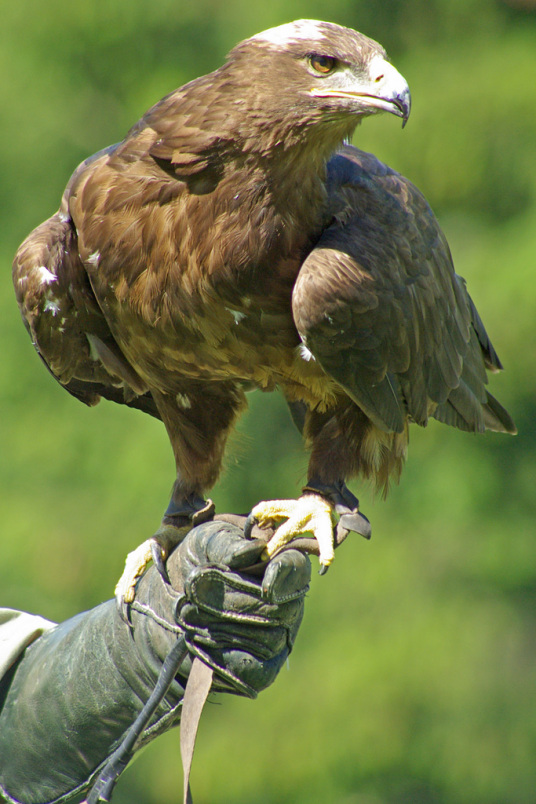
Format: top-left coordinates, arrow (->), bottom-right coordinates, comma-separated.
292,146 -> 516,436
12,150 -> 160,420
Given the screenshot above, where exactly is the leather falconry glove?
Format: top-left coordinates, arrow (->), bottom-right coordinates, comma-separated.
0,518 -> 310,804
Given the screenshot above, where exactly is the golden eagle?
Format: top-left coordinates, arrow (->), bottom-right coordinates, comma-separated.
13,20 -> 515,597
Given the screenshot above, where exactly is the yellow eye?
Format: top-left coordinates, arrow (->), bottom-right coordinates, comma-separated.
310,54 -> 337,74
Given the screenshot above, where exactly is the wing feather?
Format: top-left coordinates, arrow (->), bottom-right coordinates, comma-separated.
12,172 -> 155,416
292,146 -> 515,435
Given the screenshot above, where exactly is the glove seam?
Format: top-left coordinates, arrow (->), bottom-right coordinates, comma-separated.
186,571 -> 287,626
185,642 -> 257,699
192,567 -> 310,605
129,599 -> 183,636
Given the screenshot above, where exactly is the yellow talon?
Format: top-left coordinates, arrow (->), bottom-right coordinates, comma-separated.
250,494 -> 336,569
115,521 -> 193,605
115,538 -> 164,604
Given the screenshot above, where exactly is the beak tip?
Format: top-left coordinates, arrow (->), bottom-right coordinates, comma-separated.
399,92 -> 411,128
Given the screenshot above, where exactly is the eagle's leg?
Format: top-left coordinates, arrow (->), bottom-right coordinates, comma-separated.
152,481 -> 216,581
114,482 -> 215,605
247,400 -> 371,571
116,383 -> 246,604
303,478 -> 371,538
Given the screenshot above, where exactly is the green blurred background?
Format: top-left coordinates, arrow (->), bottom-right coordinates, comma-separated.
1,1 -> 535,802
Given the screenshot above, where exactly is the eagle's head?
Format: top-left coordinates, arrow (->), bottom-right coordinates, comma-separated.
224,20 -> 411,154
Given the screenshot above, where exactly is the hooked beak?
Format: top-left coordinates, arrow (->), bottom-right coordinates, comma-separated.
309,54 -> 411,127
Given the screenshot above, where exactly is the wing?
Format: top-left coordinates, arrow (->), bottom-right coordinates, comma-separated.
292,145 -> 516,435
12,155 -> 160,420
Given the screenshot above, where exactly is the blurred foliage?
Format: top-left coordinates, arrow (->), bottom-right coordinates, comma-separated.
1,1 -> 535,802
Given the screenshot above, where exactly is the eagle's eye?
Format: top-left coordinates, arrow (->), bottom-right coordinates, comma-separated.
309,54 -> 338,74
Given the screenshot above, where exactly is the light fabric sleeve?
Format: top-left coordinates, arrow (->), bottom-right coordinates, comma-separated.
0,608 -> 56,678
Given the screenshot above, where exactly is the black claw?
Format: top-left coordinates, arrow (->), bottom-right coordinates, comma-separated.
318,563 -> 330,576
151,541 -> 171,586
116,596 -> 132,625
243,512 -> 258,540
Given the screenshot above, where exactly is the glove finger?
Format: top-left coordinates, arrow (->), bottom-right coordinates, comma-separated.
261,548 -> 311,603
226,538 -> 267,570
182,520 -> 251,570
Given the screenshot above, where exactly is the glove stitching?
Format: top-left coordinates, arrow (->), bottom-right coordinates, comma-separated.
183,626 -> 279,661
129,600 -> 183,636
195,567 -> 310,605
263,586 -> 311,604
136,700 -> 184,749
188,565 -> 263,598
186,572 -> 287,626
184,641 -> 257,699
173,598 -> 266,696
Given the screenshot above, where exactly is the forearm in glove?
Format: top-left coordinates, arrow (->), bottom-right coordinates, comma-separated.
0,519 -> 310,804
